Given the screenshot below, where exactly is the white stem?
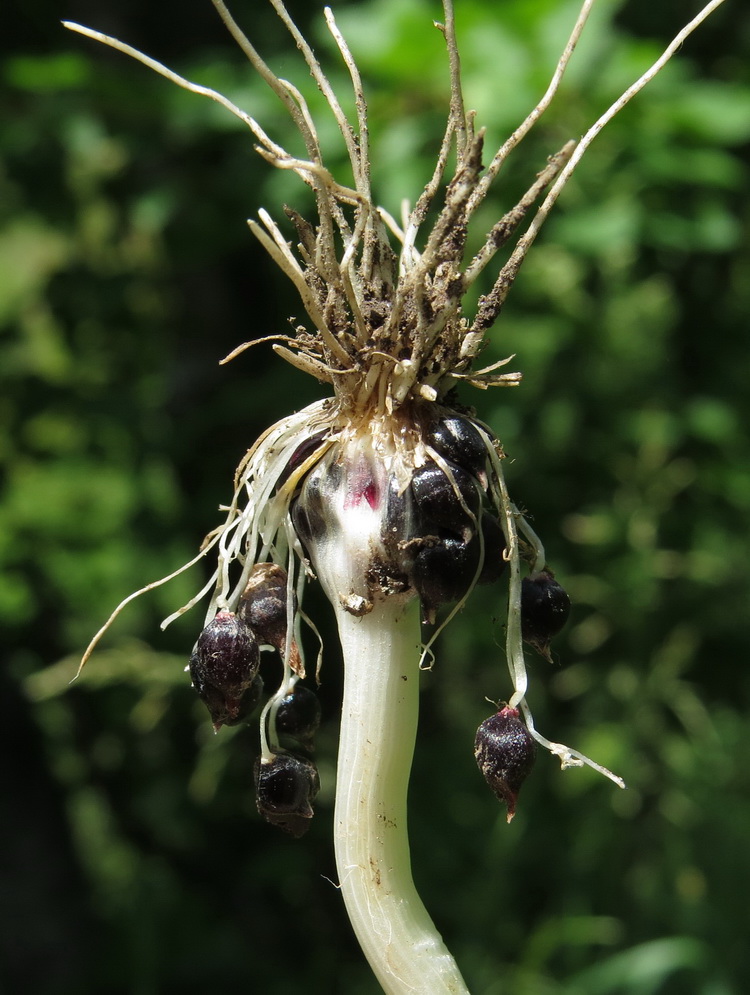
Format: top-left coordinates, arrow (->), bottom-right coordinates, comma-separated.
333,595 -> 470,995
300,438 -> 470,994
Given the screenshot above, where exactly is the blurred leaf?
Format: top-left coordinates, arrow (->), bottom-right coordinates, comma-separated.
4,52 -> 93,92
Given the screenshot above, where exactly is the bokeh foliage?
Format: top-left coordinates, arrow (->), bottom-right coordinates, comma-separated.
2,0 -> 749,992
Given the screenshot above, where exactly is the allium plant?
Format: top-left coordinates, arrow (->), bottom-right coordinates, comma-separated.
67,1 -> 726,992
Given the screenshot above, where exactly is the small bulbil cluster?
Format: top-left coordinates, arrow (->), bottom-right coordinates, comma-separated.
291,410 -> 508,624
183,389 -> 578,841
406,414 -> 507,621
285,410 -> 575,826
255,683 -> 322,837
189,562 -> 322,836
188,407 -> 575,833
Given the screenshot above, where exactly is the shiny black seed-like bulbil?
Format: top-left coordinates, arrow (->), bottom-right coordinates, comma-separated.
189,611 -> 260,728
411,462 -> 480,539
238,562 -> 291,653
228,673 -> 264,725
275,685 -> 322,747
521,568 -> 571,660
411,510 -> 506,618
254,752 -> 320,838
425,414 -> 488,481
412,535 -> 478,617
474,706 -> 536,822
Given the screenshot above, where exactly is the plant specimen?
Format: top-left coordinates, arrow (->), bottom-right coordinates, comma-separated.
65,1 -> 727,991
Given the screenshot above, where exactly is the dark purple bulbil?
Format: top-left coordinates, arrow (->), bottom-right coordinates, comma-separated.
411,535 -> 476,616
409,496 -> 506,617
425,414 -> 488,481
190,671 -> 264,730
275,685 -> 322,747
289,424 -> 506,620
474,706 -> 536,822
254,752 -> 320,838
238,562 -> 291,653
521,568 -> 571,659
411,462 -> 480,539
189,611 -> 260,728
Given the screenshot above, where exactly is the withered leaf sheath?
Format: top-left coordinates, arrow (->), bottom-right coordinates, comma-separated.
474,706 -> 537,822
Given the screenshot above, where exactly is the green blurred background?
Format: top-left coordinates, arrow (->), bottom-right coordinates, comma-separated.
2,0 -> 749,992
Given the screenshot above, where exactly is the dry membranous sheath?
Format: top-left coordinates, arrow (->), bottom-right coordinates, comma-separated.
67,1 -> 727,992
